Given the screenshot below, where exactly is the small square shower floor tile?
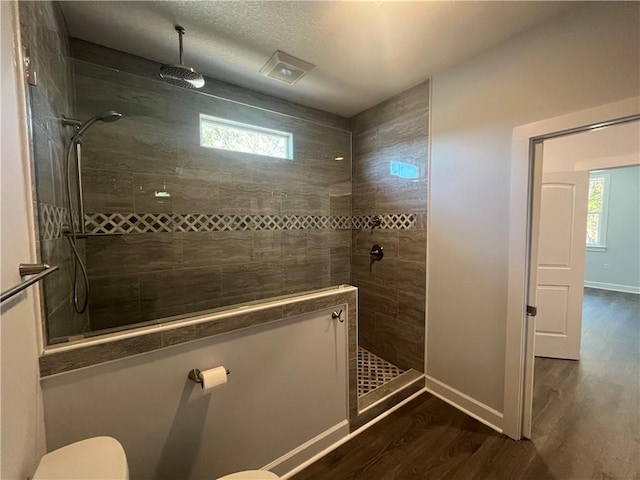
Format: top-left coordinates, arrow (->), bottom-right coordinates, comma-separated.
357,346 -> 405,397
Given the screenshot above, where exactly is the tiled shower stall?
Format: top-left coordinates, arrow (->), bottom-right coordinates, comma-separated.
22,0 -> 428,409
70,41 -> 353,332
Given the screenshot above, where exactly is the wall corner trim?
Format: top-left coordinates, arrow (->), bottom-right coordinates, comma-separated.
425,375 -> 503,434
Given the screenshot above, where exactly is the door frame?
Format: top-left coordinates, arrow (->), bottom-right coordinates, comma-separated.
502,96 -> 640,440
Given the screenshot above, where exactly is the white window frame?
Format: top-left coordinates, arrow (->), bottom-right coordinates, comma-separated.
586,171 -> 611,251
199,114 -> 293,160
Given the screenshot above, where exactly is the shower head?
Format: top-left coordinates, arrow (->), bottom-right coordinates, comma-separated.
68,110 -> 123,139
98,110 -> 123,123
160,64 -> 206,89
160,26 -> 205,89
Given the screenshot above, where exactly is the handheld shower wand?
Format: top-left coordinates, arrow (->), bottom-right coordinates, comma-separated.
61,110 -> 122,314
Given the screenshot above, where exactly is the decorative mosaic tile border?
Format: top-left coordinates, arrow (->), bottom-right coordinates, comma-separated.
83,212 -> 417,235
351,214 -> 416,230
39,203 -> 417,237
39,203 -> 83,240
39,204 -> 68,241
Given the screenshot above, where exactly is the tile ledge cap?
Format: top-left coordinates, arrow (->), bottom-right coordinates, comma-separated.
41,286 -> 358,357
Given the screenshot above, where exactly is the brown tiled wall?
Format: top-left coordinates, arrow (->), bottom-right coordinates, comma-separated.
22,5 -> 426,361
350,81 -> 429,372
18,1 -> 90,340
69,43 -> 352,332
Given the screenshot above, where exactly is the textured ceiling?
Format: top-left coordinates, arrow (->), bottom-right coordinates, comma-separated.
60,1 -> 578,117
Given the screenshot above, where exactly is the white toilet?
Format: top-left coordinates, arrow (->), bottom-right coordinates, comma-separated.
32,437 -> 279,480
32,437 -> 128,480
217,471 -> 279,480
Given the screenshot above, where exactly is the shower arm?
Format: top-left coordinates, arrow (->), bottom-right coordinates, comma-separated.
177,26 -> 185,65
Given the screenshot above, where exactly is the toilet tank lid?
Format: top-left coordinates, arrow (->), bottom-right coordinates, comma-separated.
33,436 -> 128,480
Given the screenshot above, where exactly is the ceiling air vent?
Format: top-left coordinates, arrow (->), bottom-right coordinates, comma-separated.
259,50 -> 315,85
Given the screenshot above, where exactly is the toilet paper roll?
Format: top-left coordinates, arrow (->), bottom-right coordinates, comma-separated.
200,366 -> 228,391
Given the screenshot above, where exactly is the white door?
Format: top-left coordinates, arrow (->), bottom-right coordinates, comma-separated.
534,171 -> 589,359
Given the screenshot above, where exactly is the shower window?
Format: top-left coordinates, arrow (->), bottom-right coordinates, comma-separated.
200,114 -> 293,159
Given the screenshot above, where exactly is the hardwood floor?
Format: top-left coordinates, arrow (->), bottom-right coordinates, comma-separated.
292,289 -> 639,480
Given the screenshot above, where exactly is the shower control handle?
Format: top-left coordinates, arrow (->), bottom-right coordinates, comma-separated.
370,244 -> 384,261
369,244 -> 384,272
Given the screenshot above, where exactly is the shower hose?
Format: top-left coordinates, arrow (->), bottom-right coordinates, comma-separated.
64,140 -> 90,314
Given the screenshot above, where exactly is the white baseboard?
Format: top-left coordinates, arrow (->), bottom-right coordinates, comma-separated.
358,373 -> 425,414
263,420 -> 350,477
425,375 -> 503,434
584,281 -> 640,295
278,388 -> 426,479
272,382 -> 504,478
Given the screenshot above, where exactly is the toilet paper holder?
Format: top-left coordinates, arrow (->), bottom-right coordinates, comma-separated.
188,367 -> 230,387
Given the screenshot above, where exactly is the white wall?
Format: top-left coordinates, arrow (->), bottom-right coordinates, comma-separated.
543,121 -> 640,174
585,166 -> 640,293
41,308 -> 348,479
428,2 -> 640,416
0,1 -> 47,477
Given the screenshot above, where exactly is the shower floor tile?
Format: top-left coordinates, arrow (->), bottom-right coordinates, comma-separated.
357,346 -> 405,397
